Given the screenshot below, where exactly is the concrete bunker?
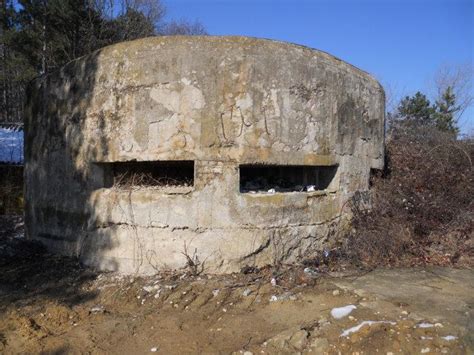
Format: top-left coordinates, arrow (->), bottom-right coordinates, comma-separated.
25,36 -> 385,274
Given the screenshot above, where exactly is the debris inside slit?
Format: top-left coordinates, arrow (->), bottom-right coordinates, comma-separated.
241,177 -> 323,194
239,165 -> 337,194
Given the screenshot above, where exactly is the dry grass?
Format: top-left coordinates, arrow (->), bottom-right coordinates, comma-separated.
112,172 -> 193,189
344,125 -> 473,267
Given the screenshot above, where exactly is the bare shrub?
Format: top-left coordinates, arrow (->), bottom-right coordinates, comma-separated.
344,125 -> 473,267
158,20 -> 208,36
181,242 -> 205,276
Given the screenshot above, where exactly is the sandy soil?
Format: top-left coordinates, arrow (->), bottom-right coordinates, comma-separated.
0,216 -> 472,354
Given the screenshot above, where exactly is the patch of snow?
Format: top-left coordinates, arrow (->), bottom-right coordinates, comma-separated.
267,188 -> 276,194
269,295 -> 278,302
306,185 -> 316,192
331,305 -> 356,319
143,285 -> 160,293
212,289 -> 220,297
150,347 -> 158,352
340,320 -> 396,337
270,278 -> 277,287
243,289 -> 252,297
441,335 -> 457,341
421,348 -> 430,353
416,322 -> 434,328
90,305 -> 105,314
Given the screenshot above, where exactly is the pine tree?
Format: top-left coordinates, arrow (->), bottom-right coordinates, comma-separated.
0,0 -> 36,122
433,86 -> 460,134
396,92 -> 436,125
103,7 -> 156,44
0,0 -> 207,124
391,89 -> 461,136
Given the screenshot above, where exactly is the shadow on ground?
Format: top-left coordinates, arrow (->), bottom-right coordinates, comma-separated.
0,216 -> 99,313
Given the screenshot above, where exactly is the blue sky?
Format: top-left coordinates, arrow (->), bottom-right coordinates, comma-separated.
165,0 -> 474,133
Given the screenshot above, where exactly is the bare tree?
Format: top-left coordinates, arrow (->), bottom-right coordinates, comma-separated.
159,19 -> 208,36
381,80 -> 405,116
91,0 -> 165,33
120,0 -> 166,25
431,63 -> 473,124
0,0 -> 207,124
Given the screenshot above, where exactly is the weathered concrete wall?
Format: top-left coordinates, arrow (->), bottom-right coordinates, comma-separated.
25,36 -> 385,274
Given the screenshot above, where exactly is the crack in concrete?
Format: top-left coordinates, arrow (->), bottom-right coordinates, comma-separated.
239,236 -> 272,262
90,214 -> 343,233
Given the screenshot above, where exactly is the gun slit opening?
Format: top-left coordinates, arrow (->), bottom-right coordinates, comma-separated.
239,164 -> 337,193
98,160 -> 195,188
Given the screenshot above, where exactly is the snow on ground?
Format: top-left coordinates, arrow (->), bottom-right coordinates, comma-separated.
441,335 -> 457,341
340,320 -> 396,337
331,305 -> 356,319
416,322 -> 443,328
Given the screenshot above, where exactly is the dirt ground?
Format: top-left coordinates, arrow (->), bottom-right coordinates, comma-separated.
0,216 -> 472,354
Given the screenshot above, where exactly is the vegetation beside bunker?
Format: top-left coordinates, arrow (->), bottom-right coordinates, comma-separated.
343,124 -> 473,268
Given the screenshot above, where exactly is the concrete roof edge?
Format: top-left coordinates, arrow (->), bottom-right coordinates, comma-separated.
32,35 -> 385,95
